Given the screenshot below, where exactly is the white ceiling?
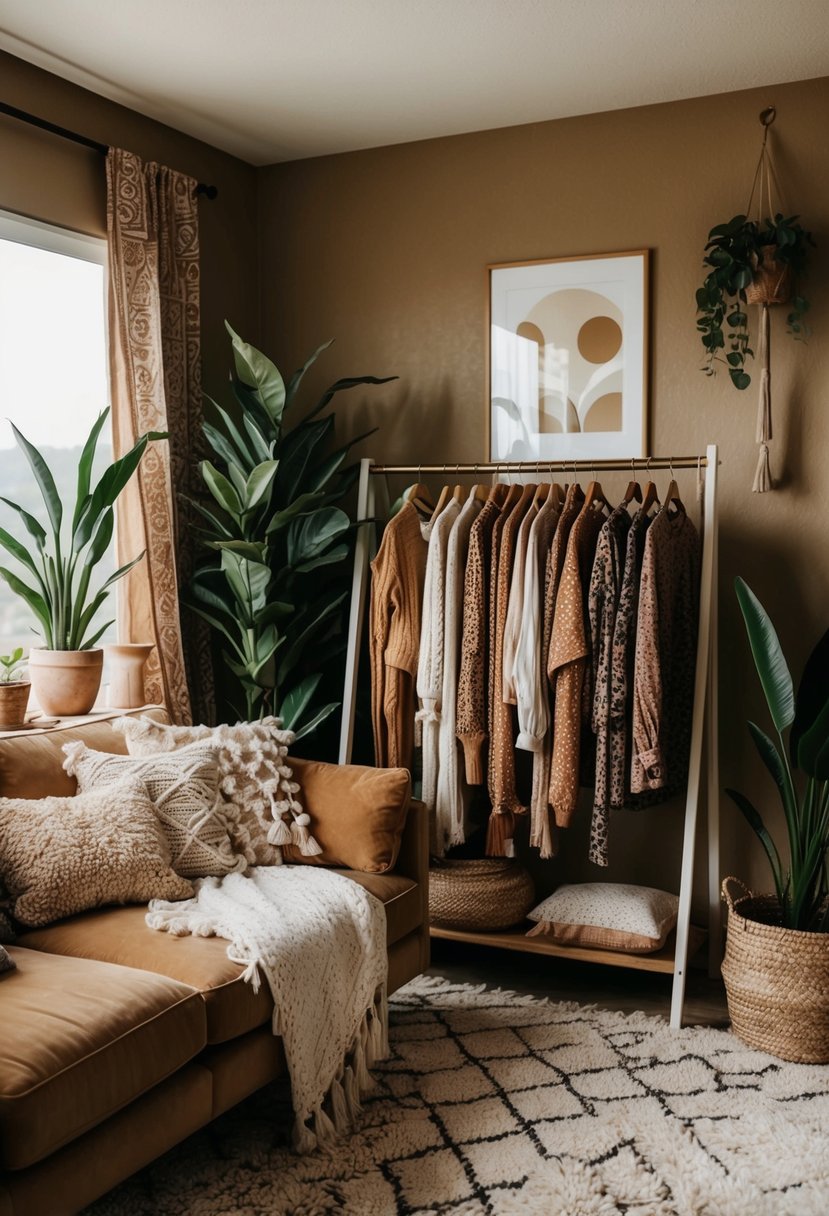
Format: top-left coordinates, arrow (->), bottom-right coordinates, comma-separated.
2,1 -> 828,166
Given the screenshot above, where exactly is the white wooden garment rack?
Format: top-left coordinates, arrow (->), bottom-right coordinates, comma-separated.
338,446 -> 720,1029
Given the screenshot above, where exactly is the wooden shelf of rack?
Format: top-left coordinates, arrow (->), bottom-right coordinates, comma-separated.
430,923 -> 706,975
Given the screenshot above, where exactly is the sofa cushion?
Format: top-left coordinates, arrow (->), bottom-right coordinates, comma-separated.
18,906 -> 273,1046
0,779 -> 194,927
19,871 -> 422,1043
0,946 -> 205,1170
283,758 -> 411,873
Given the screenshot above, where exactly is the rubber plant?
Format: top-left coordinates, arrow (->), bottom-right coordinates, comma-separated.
727,577 -> 829,932
0,410 -> 166,648
186,323 -> 394,737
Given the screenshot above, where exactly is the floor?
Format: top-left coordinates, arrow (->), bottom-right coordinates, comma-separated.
427,936 -> 729,1027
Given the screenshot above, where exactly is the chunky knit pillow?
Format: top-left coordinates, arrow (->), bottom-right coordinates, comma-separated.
63,740 -> 245,879
0,779 -> 193,927
112,716 -> 320,865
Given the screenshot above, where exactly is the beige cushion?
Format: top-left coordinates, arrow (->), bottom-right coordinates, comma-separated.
527,883 -> 679,953
0,946 -> 205,1170
283,758 -> 411,873
0,780 -> 193,928
113,715 -> 302,867
63,740 -> 245,878
0,944 -> 14,974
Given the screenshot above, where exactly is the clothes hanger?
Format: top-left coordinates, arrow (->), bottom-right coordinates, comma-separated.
583,464 -> 611,513
430,466 -> 453,521
662,458 -> 686,515
641,458 -> 661,515
486,463 -> 509,504
403,462 -> 435,519
623,458 -> 642,506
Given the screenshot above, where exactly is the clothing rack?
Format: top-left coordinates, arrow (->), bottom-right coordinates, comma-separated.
339,446 -> 720,1029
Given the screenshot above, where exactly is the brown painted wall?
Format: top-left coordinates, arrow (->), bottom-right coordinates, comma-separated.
259,77 -> 829,901
0,50 -> 259,395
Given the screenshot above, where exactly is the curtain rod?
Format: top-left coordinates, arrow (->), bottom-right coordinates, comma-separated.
369,456 -> 711,474
0,101 -> 218,200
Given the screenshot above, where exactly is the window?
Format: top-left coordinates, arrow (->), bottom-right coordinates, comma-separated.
0,210 -> 114,657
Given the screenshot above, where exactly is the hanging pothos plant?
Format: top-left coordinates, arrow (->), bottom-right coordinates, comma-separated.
186,323 -> 394,737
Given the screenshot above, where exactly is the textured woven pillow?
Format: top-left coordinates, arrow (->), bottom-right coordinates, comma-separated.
282,758 -> 411,873
527,883 -> 679,953
63,740 -> 244,879
112,716 -> 316,865
0,779 -> 193,927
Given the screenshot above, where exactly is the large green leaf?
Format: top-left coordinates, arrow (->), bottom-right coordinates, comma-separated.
791,626 -> 829,765
0,524 -> 41,577
302,375 -> 398,424
277,589 -> 347,684
204,394 -> 259,468
0,567 -> 52,639
286,507 -> 350,568
734,577 -> 795,733
305,426 -> 378,494
279,672 -> 322,730
265,491 -> 327,534
725,787 -> 785,903
244,460 -> 279,512
290,701 -> 339,742
274,416 -> 334,505
285,340 -> 334,409
88,508 -> 115,565
226,322 -> 286,427
201,460 -> 243,517
0,497 -> 47,550
294,542 -> 349,574
75,430 -> 168,548
72,408 -> 110,533
798,697 -> 829,779
11,423 -> 62,537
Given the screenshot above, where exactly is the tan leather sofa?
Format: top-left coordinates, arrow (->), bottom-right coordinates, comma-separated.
0,715 -> 429,1216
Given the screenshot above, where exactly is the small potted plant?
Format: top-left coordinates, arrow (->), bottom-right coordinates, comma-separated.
722,577 -> 829,1063
0,410 -> 166,716
696,212 -> 814,391
0,647 -> 30,729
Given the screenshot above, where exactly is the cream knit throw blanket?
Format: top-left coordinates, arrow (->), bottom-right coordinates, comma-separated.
146,867 -> 388,1153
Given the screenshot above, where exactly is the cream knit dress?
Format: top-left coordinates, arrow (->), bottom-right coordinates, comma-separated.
434,491 -> 482,852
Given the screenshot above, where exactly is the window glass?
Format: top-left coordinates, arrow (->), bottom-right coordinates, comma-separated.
0,213 -> 113,657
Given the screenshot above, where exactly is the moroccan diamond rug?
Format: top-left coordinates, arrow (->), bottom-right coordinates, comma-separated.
87,975 -> 829,1216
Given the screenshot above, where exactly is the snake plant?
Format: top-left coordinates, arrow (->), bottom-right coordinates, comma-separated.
186,323 -> 394,736
727,577 -> 829,931
0,411 -> 166,650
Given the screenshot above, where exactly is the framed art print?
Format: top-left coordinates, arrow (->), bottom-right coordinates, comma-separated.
488,250 -> 649,462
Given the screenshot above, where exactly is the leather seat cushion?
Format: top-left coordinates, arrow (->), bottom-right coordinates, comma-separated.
0,946 -> 205,1171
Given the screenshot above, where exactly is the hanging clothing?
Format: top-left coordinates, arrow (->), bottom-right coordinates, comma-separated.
513,491 -> 564,751
607,508 -> 652,812
631,507 -> 701,795
416,497 -> 461,815
586,503 -> 633,867
502,500 -> 539,704
546,498 -> 606,828
434,492 -> 483,853
530,484 -> 584,857
456,492 -> 505,784
486,484 -> 536,855
369,501 -> 428,771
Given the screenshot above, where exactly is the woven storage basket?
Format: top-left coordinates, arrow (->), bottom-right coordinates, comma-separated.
721,877 -> 829,1063
745,245 -> 793,306
429,858 -> 535,932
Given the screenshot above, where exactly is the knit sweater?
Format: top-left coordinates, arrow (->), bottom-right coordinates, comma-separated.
369,501 -> 428,771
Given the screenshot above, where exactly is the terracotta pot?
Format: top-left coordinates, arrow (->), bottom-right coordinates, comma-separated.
28,649 -> 104,716
0,681 -> 31,729
746,244 -> 793,306
104,643 -> 154,709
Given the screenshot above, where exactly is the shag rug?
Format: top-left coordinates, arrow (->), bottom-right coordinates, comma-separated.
86,976 -> 829,1216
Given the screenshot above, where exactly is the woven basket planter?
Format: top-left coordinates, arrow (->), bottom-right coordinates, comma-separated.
745,245 -> 793,306
721,877 -> 829,1063
429,858 -> 535,932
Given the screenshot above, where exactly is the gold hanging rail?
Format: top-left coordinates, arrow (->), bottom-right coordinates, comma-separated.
368,455 -> 712,474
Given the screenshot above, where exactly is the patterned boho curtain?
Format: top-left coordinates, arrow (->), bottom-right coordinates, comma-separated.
106,148 -> 215,725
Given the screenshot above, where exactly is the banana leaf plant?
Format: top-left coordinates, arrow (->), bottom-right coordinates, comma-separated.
185,323 -> 394,737
727,577 -> 829,931
0,410 -> 166,650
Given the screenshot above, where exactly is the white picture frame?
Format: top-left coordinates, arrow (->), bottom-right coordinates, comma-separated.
488,250 -> 650,462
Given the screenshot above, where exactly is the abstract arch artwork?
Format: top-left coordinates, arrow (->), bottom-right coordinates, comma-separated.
489,251 -> 649,462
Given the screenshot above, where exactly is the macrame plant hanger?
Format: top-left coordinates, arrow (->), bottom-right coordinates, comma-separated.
744,106 -> 788,493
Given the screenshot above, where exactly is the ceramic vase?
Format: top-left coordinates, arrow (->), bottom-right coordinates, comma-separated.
104,643 -> 154,709
28,649 -> 104,717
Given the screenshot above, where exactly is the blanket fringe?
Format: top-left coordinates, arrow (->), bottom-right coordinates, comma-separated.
291,989 -> 387,1153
